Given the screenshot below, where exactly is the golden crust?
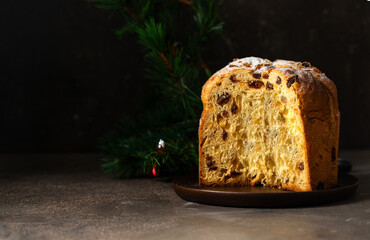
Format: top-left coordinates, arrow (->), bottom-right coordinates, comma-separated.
199,57 -> 339,192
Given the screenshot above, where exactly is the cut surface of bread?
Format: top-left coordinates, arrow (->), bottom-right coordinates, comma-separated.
199,57 -> 340,191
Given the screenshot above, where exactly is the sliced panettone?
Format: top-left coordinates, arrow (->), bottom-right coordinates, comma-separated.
198,57 -> 340,191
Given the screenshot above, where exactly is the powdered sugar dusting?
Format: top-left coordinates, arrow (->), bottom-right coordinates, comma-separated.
224,57 -> 272,73
244,56 -> 270,66
273,59 -> 300,69
211,56 -> 326,82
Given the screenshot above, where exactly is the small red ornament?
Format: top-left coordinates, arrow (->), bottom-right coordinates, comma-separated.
152,164 -> 159,176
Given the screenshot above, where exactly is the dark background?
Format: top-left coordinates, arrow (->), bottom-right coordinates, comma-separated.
0,0 -> 369,153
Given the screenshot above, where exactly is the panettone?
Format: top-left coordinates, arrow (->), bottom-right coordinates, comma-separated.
198,57 -> 340,191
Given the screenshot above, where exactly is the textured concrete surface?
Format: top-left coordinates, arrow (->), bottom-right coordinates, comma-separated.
0,151 -> 369,240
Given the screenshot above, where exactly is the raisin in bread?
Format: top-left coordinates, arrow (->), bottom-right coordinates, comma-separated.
199,57 -> 340,191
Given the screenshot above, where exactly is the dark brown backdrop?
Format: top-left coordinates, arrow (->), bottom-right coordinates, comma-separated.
0,0 -> 369,153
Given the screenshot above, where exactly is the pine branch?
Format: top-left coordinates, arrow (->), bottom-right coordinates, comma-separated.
100,118 -> 198,178
93,0 -> 224,178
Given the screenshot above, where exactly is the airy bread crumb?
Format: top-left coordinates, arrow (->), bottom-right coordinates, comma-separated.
199,57 -> 340,192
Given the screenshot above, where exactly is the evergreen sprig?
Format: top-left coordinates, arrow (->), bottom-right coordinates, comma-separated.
92,0 -> 223,178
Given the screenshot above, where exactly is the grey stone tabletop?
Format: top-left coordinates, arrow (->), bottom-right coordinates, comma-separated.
0,151 -> 369,240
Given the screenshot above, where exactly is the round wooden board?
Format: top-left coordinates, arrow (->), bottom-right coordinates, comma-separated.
173,173 -> 359,208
